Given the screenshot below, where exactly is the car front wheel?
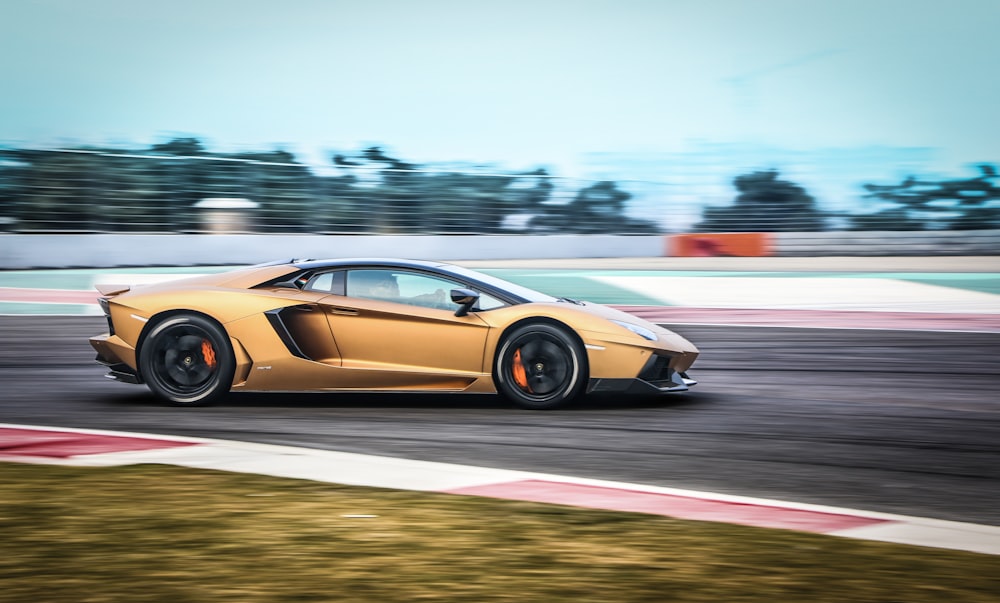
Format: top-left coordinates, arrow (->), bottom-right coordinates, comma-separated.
495,322 -> 586,410
139,314 -> 235,406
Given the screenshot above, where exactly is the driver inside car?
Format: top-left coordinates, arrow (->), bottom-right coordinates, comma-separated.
352,272 -> 400,301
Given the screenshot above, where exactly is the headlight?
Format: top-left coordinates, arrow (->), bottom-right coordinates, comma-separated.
610,319 -> 657,341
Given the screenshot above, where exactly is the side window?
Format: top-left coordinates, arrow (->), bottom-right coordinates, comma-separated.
346,269 -> 509,311
305,272 -> 334,293
475,292 -> 505,311
394,273 -> 458,310
304,271 -> 343,294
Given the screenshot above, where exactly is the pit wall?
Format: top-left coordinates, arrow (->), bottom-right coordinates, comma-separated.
1,231 -> 997,269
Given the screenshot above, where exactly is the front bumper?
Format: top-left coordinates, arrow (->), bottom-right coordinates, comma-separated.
587,370 -> 697,395
586,350 -> 697,395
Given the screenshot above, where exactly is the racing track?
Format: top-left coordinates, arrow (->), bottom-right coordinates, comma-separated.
2,315 -> 999,526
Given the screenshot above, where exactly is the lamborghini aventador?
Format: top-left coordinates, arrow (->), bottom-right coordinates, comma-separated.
90,259 -> 698,409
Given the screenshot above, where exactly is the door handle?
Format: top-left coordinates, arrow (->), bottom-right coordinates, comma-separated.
327,307 -> 359,316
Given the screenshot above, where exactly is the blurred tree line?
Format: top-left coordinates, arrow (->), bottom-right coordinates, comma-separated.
0,139 -> 657,234
1,139 -> 997,233
694,165 -> 1000,232
851,165 -> 1000,231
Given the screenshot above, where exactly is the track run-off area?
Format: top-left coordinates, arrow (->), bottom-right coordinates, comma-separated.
1,256 -> 999,545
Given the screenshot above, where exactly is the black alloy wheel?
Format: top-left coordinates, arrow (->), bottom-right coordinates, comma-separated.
139,314 -> 235,406
495,322 -> 586,410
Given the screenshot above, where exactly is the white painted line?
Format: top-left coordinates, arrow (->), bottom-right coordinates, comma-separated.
654,321 -> 1000,335
832,522 -> 1000,556
595,276 -> 1000,314
92,274 -> 209,286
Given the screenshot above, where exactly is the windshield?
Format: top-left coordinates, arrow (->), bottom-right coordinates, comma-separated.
444,265 -> 558,303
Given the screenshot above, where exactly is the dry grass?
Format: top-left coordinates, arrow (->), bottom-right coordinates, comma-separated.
1,462 -> 998,602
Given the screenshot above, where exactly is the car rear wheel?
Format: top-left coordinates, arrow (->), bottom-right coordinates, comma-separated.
495,322 -> 586,410
139,314 -> 234,406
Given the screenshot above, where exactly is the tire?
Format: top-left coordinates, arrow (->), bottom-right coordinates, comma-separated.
139,314 -> 235,406
494,322 -> 587,410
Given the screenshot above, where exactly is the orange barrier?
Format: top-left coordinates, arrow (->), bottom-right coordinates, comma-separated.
667,232 -> 773,257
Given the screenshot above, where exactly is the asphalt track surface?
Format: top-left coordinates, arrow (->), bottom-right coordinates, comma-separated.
2,316 -> 998,527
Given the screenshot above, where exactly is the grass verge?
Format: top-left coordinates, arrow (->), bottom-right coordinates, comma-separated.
1,462 -> 998,602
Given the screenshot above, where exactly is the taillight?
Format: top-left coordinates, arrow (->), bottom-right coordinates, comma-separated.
98,297 -> 115,336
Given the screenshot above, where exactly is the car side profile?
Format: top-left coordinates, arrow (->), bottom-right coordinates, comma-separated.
90,259 -> 699,409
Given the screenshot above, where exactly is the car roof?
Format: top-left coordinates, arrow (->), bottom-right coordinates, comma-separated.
262,258 -> 553,305
283,258 -> 452,271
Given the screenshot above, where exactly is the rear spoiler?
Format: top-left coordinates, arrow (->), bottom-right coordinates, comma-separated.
95,284 -> 131,296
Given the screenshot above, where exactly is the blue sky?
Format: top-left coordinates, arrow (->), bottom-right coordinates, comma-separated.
1,0 -> 997,187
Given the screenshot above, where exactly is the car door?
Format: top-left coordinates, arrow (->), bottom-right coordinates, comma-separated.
317,268 -> 493,390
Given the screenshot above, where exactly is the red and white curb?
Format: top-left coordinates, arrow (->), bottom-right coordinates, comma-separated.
3,423 -> 999,556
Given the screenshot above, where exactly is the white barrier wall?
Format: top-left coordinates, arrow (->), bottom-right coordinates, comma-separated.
0,234 -> 667,269
773,230 -> 1000,256
1,231 -> 997,269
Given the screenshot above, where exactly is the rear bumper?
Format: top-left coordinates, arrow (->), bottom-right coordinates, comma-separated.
90,333 -> 142,384
98,361 -> 142,384
587,371 -> 697,395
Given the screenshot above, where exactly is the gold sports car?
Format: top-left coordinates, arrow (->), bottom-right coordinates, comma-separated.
90,259 -> 699,410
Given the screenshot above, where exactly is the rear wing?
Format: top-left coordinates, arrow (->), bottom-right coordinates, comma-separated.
95,284 -> 131,296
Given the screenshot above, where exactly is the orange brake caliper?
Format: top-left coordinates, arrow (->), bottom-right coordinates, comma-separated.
201,339 -> 217,370
512,348 -> 532,392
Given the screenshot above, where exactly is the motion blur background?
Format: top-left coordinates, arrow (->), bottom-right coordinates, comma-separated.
3,6 -> 1000,592
0,0 -> 998,245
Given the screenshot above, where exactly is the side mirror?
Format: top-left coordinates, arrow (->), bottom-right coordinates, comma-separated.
450,288 -> 479,317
